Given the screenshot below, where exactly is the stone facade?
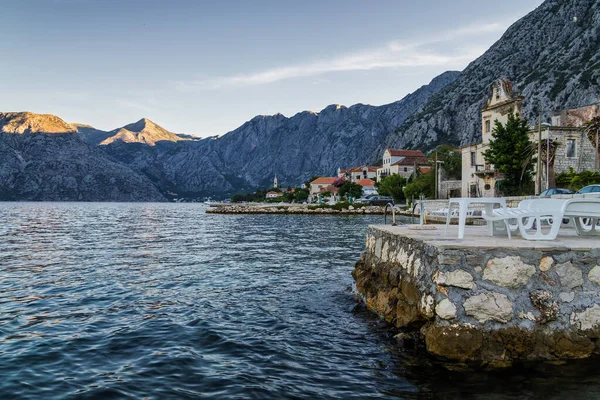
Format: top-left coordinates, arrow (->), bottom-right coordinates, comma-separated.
438,180 -> 462,199
461,78 -> 599,197
376,149 -> 430,182
352,225 -> 600,364
461,78 -> 524,198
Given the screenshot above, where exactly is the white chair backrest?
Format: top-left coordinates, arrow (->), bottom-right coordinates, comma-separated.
518,199 -> 533,209
527,198 -> 566,211
563,199 -> 600,217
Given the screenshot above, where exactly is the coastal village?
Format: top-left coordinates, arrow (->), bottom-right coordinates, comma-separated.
229,78 -> 600,208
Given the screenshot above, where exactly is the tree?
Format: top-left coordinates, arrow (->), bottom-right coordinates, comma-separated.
586,116 -> 600,170
377,174 -> 407,203
293,188 -> 309,202
338,181 -> 363,200
403,170 -> 434,201
430,145 -> 462,180
483,112 -> 535,195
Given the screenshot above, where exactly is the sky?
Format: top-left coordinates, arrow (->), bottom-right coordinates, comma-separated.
0,0 -> 544,137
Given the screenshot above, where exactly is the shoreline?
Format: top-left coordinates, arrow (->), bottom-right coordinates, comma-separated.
205,203 -> 388,215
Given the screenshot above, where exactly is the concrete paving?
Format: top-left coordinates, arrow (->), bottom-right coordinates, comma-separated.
371,224 -> 600,251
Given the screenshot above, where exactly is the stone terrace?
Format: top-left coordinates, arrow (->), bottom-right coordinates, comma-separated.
352,224 -> 600,365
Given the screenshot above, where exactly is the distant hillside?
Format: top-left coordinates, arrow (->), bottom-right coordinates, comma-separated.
385,0 -> 600,150
2,0 -> 599,201
0,112 -> 165,201
0,111 -> 76,134
101,118 -> 188,146
101,71 -> 460,197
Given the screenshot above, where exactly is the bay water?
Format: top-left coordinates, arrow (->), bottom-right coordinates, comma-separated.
1,203 -> 599,399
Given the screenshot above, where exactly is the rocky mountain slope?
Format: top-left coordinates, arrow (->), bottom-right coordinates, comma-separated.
0,112 -> 166,201
3,0 -> 599,201
76,118 -> 187,146
101,71 -> 460,197
101,118 -> 188,146
386,0 -> 600,150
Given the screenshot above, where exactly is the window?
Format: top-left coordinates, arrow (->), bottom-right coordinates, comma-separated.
485,120 -> 491,133
567,139 -> 576,158
404,167 -> 407,172
484,184 -> 491,191
470,151 -> 476,167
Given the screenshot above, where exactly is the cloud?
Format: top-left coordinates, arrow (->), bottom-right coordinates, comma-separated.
175,20 -> 512,92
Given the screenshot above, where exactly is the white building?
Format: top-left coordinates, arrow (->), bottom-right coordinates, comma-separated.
356,179 -> 378,196
376,149 -> 430,182
338,166 -> 378,183
461,78 -> 524,197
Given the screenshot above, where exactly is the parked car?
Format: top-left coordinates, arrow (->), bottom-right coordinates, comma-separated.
354,195 -> 377,204
576,184 -> 600,194
365,195 -> 394,206
539,188 -> 575,197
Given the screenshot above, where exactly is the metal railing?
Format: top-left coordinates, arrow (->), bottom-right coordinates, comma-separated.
384,203 -> 397,226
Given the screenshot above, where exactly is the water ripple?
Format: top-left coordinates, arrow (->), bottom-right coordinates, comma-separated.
2,203 -> 600,399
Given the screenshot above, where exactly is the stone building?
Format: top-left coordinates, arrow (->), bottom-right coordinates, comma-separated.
376,149 -> 429,182
461,78 -> 524,198
461,78 -> 598,197
337,166 -> 378,183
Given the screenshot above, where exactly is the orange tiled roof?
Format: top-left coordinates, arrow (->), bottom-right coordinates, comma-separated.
311,177 -> 338,185
356,179 -> 376,187
387,149 -> 426,157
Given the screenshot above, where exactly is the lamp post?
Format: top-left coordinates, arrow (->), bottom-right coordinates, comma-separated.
536,105 -> 543,195
541,122 -> 551,190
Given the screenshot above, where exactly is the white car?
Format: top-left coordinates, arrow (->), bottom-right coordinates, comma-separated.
576,185 -> 600,194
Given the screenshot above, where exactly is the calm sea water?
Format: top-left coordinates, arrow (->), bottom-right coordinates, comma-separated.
2,203 -> 600,399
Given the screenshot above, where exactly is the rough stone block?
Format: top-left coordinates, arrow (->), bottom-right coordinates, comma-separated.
571,304 -> 600,331
483,256 -> 536,288
463,292 -> 513,323
539,256 -> 554,272
529,290 -> 559,323
588,265 -> 600,286
556,261 -> 583,290
437,253 -> 462,265
436,299 -> 457,320
435,269 -> 475,290
559,292 -> 575,303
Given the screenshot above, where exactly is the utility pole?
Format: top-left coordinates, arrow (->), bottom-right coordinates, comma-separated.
536,104 -> 542,195
434,151 -> 438,199
594,129 -> 600,171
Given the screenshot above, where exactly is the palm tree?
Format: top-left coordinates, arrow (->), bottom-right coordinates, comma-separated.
586,116 -> 600,170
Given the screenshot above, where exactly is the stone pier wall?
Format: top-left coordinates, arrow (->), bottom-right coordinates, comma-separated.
352,226 -> 600,364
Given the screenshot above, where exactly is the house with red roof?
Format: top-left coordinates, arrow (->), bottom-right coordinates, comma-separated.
337,166 -> 378,183
376,149 -> 430,181
356,178 -> 378,196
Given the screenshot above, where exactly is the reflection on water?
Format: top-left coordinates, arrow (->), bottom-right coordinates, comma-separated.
1,202 -> 600,399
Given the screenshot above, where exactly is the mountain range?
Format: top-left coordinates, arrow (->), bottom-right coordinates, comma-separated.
1,0 -> 598,201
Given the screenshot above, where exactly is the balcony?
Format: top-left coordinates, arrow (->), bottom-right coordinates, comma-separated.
473,164 -> 495,175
